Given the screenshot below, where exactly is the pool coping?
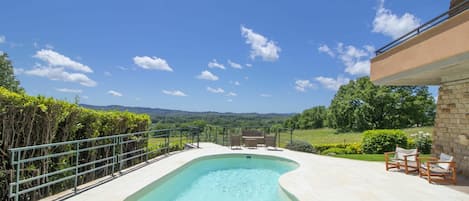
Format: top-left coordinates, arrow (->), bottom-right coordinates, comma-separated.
45,143 -> 469,201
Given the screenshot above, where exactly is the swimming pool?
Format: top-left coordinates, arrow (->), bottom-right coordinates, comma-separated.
125,154 -> 299,201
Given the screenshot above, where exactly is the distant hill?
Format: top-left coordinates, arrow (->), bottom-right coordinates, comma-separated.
80,104 -> 294,127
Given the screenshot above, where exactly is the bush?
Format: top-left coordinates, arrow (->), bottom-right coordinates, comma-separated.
322,147 -> 347,155
410,131 -> 432,154
361,129 -> 407,154
285,140 -> 315,153
315,143 -> 362,154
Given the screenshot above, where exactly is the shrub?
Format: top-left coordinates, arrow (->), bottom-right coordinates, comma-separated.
410,131 -> 432,154
322,147 -> 347,155
361,129 -> 407,154
315,143 -> 362,154
285,140 -> 315,153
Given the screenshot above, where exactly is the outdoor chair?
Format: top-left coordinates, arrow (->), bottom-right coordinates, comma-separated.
418,153 -> 457,184
384,146 -> 419,174
230,135 -> 241,149
264,135 -> 277,150
245,138 -> 258,148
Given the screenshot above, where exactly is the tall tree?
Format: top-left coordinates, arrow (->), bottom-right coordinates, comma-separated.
328,77 -> 435,132
0,53 -> 23,93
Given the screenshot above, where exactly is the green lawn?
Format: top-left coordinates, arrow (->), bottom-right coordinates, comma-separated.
278,126 -> 433,147
332,154 -> 431,161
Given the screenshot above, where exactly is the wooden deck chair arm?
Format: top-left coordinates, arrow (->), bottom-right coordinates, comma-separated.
384,151 -> 395,162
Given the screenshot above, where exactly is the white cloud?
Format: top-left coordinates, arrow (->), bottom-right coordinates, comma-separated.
336,43 -> 372,75
108,90 -> 123,97
372,0 -> 420,39
227,60 -> 242,69
0,35 -> 5,43
24,66 -> 97,87
233,81 -> 240,86
260,94 -> 272,97
45,44 -> 54,49
226,92 -> 237,97
245,63 -> 252,67
315,76 -> 350,91
295,80 -> 316,92
196,70 -> 219,81
133,56 -> 173,72
56,88 -> 82,93
318,44 -> 335,57
162,90 -> 187,97
104,71 -> 112,76
34,49 -> 93,73
207,87 -> 224,93
241,25 -> 281,61
208,59 -> 225,70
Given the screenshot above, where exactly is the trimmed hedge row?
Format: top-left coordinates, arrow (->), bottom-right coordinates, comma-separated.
0,87 -> 151,201
316,143 -> 362,154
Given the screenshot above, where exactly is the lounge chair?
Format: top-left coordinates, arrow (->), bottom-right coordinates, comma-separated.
230,135 -> 241,149
418,153 -> 457,184
264,135 -> 277,150
384,147 -> 419,174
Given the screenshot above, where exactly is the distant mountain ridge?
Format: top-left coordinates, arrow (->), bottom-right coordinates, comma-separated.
80,104 -> 293,116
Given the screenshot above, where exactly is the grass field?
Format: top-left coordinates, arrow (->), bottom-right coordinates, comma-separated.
277,126 -> 433,147
332,154 -> 431,162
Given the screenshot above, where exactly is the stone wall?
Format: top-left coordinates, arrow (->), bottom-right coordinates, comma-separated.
433,78 -> 469,177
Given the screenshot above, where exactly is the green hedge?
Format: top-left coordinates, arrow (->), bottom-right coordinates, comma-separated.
316,143 -> 362,154
285,140 -> 316,153
0,87 -> 151,200
361,129 -> 407,154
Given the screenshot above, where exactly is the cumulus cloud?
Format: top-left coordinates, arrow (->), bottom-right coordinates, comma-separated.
56,88 -> 83,93
0,35 -> 5,43
108,90 -> 123,97
196,70 -> 219,81
336,43 -> 373,75
295,80 -> 316,92
315,76 -> 350,90
318,44 -> 335,57
372,0 -> 421,39
227,60 -> 242,69
24,66 -> 97,87
245,63 -> 252,67
34,49 -> 93,73
207,87 -> 224,93
133,56 -> 173,72
162,90 -> 187,97
231,81 -> 240,86
208,59 -> 225,70
260,94 -> 272,97
226,92 -> 237,97
241,25 -> 281,61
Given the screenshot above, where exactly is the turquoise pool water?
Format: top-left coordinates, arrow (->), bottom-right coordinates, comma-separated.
126,154 -> 298,201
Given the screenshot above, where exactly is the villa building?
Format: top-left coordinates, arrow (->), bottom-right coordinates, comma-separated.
370,0 -> 469,176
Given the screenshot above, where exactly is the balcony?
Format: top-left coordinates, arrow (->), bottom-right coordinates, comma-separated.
370,2 -> 469,85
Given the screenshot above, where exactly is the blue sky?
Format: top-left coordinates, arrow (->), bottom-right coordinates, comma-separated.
0,0 -> 445,113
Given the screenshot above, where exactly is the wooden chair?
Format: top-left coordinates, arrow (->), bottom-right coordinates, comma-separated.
418,153 -> 457,184
230,135 -> 241,149
264,135 -> 277,150
245,139 -> 258,148
384,146 -> 419,174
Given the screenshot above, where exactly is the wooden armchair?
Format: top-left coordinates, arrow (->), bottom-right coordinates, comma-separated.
230,135 -> 241,149
384,147 -> 419,174
418,153 -> 457,184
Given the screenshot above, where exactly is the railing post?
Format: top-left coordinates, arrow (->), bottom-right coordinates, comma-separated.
119,136 -> 123,174
111,137 -> 116,176
145,131 -> 149,162
15,150 -> 20,201
74,142 -> 79,193
290,128 -> 293,145
165,132 -> 170,155
197,128 -> 200,148
179,130 -> 182,148
222,128 -> 226,146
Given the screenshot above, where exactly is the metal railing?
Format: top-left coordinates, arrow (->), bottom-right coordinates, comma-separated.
8,127 -> 201,201
375,0 -> 468,55
201,126 -> 295,147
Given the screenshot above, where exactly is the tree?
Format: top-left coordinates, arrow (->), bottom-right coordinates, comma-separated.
0,53 -> 23,93
284,106 -> 327,129
328,76 -> 435,132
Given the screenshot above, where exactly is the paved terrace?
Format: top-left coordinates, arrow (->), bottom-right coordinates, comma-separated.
47,143 -> 469,201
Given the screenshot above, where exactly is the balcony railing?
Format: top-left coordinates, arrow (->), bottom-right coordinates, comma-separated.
375,0 -> 468,56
